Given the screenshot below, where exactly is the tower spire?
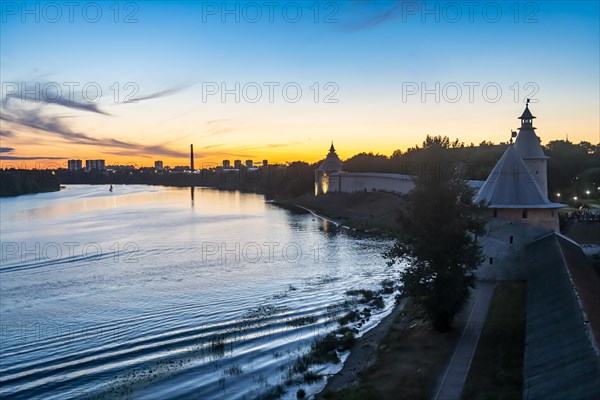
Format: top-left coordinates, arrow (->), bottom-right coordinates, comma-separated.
514,103 -> 549,199
518,100 -> 536,128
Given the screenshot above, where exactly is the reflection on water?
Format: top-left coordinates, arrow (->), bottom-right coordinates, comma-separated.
0,185 -> 398,399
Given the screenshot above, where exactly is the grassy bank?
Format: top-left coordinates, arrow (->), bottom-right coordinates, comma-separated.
279,192 -> 405,233
320,299 -> 460,400
462,281 -> 526,400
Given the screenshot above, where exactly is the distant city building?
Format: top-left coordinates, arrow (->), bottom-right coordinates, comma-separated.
68,159 -> 82,171
85,159 -> 106,171
107,165 -> 135,172
222,160 -> 231,168
234,160 -> 242,169
262,159 -> 268,167
245,160 -> 253,167
155,161 -> 163,171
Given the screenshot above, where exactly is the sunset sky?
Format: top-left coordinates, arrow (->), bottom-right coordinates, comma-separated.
1,0 -> 599,168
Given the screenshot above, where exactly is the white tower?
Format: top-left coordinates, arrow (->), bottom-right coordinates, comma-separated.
514,101 -> 549,199
314,142 -> 343,195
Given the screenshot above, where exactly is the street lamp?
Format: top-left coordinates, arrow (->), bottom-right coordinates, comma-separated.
573,196 -> 578,201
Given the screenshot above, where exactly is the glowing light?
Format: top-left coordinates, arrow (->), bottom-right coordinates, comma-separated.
585,190 -> 590,195
556,193 -> 561,197
573,196 -> 578,200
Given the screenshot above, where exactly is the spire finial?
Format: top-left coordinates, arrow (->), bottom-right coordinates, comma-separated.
526,98 -> 530,105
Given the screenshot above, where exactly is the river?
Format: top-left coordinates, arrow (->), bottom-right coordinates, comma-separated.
0,185 -> 400,399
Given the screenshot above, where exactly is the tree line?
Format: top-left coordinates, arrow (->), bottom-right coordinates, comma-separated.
4,135 -> 597,200
342,136 -> 599,200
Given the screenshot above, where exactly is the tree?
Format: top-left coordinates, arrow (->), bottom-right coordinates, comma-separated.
545,140 -> 594,197
391,149 -> 403,159
423,135 -> 450,149
343,152 -> 391,173
385,153 -> 485,332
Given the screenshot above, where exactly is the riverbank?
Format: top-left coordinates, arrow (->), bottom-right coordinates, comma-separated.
317,300 -> 407,396
275,192 -> 406,233
317,297 -> 463,399
317,281 -> 502,400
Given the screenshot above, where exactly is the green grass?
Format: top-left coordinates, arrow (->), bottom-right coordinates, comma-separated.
462,281 -> 527,400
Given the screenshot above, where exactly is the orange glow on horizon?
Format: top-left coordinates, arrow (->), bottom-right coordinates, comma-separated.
2,102 -> 598,170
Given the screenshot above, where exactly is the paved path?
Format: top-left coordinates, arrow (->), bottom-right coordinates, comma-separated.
433,281 -> 496,400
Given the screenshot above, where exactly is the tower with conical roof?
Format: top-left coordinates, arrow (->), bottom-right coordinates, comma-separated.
319,142 -> 343,174
474,104 -> 565,279
474,103 -> 563,232
315,142 -> 343,195
514,100 -> 549,198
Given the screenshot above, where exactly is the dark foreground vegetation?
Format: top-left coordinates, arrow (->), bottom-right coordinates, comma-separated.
385,144 -> 486,332
463,281 -> 527,400
0,169 -> 60,196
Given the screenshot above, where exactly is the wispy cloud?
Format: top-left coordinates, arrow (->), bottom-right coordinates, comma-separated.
3,80 -> 190,114
0,130 -> 14,137
0,155 -> 64,160
0,146 -> 64,160
265,142 -> 301,148
199,119 -> 235,138
0,103 -> 188,158
3,80 -> 109,115
124,85 -> 189,103
342,0 -> 419,31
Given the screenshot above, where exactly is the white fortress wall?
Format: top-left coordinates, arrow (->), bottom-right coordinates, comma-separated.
318,171 -> 485,196
337,172 -> 415,194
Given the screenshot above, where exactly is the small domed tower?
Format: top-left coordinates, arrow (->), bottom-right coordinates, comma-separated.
514,101 -> 549,198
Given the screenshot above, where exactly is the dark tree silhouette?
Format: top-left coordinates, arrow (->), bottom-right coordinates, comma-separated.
0,169 -> 60,196
385,151 -> 486,332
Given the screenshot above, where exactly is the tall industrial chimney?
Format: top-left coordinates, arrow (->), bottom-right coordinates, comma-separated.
190,144 -> 194,172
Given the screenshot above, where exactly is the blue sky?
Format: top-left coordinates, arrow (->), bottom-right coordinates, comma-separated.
1,1 -> 598,166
